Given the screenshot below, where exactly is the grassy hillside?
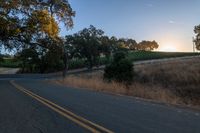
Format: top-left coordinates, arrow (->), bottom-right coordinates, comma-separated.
0,51 -> 199,68
66,51 -> 200,70
127,51 -> 200,61
57,56 -> 200,107
0,58 -> 21,68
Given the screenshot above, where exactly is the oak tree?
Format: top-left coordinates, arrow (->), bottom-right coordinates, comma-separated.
0,0 -> 75,49
194,25 -> 200,50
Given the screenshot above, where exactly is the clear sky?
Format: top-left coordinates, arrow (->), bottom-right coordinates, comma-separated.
61,0 -> 200,52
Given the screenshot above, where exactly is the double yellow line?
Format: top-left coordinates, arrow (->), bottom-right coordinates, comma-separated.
10,80 -> 114,133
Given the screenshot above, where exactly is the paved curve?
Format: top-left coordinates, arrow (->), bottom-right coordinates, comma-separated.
0,78 -> 200,133
0,80 -> 88,133
0,68 -> 19,74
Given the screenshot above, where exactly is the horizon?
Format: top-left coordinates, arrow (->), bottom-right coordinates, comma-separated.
60,0 -> 200,52
1,0 -> 200,54
0,1 -> 200,133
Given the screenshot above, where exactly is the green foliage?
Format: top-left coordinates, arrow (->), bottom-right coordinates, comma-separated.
38,45 -> 63,73
0,58 -> 21,68
0,55 -> 4,63
17,40 -> 64,73
68,59 -> 85,70
113,38 -> 159,51
194,25 -> 200,50
104,52 -> 134,84
66,26 -> 161,70
137,40 -> 159,51
0,0 -> 75,51
0,0 -> 76,74
113,51 -> 126,62
100,36 -> 112,58
67,57 -> 109,70
127,51 -> 200,61
18,48 -> 39,73
65,25 -> 105,69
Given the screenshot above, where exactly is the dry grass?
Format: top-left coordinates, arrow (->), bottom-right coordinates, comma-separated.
55,57 -> 200,107
134,57 -> 200,105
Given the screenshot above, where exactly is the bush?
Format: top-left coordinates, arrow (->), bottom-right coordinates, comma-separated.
113,51 -> 126,63
1,58 -> 20,68
0,56 -> 4,63
68,59 -> 85,69
104,52 -> 134,84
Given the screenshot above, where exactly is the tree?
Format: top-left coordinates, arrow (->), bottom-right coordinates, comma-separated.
0,54 -> 4,63
0,0 -> 75,73
66,25 -> 104,69
127,39 -> 137,50
137,40 -> 159,51
109,36 -> 119,52
194,25 -> 200,50
37,37 -> 64,73
26,10 -> 59,39
117,38 -> 130,51
0,0 -> 75,49
18,48 -> 39,73
100,36 -> 112,60
17,37 -> 64,73
111,38 -> 137,51
62,35 -> 80,76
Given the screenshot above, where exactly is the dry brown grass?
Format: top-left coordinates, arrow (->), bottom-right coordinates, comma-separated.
134,57 -> 200,105
55,57 -> 200,107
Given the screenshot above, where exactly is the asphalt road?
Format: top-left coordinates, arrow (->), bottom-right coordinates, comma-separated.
0,78 -> 200,133
0,68 -> 19,74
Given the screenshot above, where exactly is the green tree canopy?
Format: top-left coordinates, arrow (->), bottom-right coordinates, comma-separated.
0,0 -> 75,49
104,51 -> 134,84
194,25 -> 200,50
65,25 -> 104,69
137,40 -> 159,51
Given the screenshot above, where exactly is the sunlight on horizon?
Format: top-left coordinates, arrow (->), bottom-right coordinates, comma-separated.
157,43 -> 178,52
159,45 -> 178,52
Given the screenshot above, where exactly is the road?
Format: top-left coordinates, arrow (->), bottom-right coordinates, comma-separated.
0,75 -> 200,133
0,67 -> 19,74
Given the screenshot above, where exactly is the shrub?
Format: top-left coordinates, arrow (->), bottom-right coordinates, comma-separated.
104,51 -> 134,84
0,56 -> 4,63
113,51 -> 126,63
68,59 -> 85,69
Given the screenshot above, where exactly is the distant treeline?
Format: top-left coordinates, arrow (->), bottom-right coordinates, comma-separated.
63,25 -> 159,69
14,25 -> 159,73
0,1 -> 159,73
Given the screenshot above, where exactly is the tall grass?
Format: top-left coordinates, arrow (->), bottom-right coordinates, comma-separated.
134,57 -> 200,105
56,57 -> 200,107
57,75 -> 180,104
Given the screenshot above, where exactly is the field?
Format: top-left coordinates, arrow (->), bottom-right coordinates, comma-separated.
0,51 -> 199,69
63,51 -> 200,70
55,56 -> 200,108
127,51 -> 200,61
0,58 -> 20,68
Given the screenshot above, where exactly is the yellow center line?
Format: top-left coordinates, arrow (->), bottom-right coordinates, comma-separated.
10,80 -> 114,133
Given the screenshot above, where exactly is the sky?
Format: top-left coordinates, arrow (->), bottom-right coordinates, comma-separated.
60,0 -> 200,52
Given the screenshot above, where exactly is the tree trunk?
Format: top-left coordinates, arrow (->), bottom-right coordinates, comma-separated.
62,53 -> 68,78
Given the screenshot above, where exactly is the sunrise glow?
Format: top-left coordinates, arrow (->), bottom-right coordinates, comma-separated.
159,43 -> 178,52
